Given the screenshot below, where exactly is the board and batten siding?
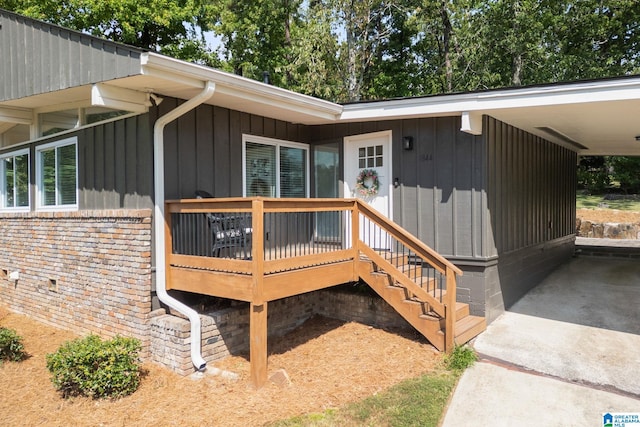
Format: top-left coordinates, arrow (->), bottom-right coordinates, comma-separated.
0,9 -> 142,102
158,98 -> 310,200
0,114 -> 154,211
78,114 -> 154,210
311,117 -> 485,260
485,116 -> 577,257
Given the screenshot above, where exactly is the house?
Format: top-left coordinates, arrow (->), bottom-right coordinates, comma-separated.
2,9 -> 640,386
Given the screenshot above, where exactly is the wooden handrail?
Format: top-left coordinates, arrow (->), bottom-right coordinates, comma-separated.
165,196 -> 463,385
354,200 -> 463,276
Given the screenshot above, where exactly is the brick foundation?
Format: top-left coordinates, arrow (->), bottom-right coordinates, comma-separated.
150,288 -> 415,376
0,210 -> 153,357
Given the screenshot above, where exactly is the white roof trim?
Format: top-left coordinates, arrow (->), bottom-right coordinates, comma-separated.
140,53 -> 343,121
340,77 -> 640,122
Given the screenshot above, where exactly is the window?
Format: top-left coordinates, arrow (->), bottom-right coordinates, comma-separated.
243,135 -> 309,198
36,137 -> 78,210
0,149 -> 29,210
358,145 -> 383,168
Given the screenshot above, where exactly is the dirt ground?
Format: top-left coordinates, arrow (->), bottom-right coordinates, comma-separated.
0,305 -> 442,427
576,208 -> 640,224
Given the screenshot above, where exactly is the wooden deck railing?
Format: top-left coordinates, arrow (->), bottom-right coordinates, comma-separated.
164,197 -> 462,385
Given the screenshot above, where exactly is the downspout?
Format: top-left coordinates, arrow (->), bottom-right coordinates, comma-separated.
153,81 -> 216,371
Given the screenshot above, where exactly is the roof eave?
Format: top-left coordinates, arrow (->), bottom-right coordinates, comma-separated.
141,53 -> 343,123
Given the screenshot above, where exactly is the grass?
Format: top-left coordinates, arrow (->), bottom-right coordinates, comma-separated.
269,346 -> 477,427
269,370 -> 459,427
576,194 -> 640,211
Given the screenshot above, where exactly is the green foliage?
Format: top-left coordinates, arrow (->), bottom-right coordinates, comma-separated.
4,1 -> 640,101
576,194 -> 640,211
45,335 -> 142,399
577,156 -> 640,194
0,327 -> 26,363
445,345 -> 477,371
608,156 -> 640,193
269,370 -> 458,427
578,156 -> 610,193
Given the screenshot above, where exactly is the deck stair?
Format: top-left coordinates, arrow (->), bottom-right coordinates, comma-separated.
358,252 -> 485,351
165,196 -> 487,386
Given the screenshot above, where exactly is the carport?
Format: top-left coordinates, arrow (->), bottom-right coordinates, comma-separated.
443,242 -> 640,426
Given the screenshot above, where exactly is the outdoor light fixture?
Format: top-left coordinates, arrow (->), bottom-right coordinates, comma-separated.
403,136 -> 414,151
635,135 -> 640,141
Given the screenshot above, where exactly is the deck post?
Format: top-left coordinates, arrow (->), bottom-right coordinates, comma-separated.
250,198 -> 268,387
251,198 -> 265,304
164,203 -> 173,290
250,302 -> 268,387
351,201 -> 360,281
445,266 -> 457,351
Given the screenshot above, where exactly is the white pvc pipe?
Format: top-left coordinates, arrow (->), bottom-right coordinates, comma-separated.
153,81 -> 216,371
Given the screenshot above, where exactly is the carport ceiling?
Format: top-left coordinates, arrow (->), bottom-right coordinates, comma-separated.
341,76 -> 640,157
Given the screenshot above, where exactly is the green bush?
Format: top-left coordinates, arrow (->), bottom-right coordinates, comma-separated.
0,327 -> 26,362
46,334 -> 142,399
445,345 -> 477,371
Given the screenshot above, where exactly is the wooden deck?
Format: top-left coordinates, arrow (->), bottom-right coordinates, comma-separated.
165,197 -> 486,387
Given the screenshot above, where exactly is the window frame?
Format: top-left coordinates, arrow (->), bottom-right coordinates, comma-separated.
242,135 -> 310,198
0,148 -> 30,212
35,137 -> 79,211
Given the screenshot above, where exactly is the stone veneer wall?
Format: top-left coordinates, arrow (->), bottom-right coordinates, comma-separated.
0,210 -> 153,357
576,218 -> 640,239
150,289 -> 415,376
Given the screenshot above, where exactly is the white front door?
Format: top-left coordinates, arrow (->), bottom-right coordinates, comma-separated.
344,130 -> 393,249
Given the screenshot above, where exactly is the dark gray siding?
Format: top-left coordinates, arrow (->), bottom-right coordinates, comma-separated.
78,114 -> 154,210
0,114 -> 154,210
485,116 -> 577,256
159,98 -> 310,200
310,117 -> 485,259
0,10 -> 142,101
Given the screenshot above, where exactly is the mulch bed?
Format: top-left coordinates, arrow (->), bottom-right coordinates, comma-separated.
0,306 -> 441,426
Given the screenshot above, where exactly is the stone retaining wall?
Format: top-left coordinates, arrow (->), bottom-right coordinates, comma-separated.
576,218 -> 640,239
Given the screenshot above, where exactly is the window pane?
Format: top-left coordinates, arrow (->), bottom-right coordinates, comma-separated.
3,157 -> 14,207
15,154 -> 29,207
246,142 -> 275,197
41,148 -> 56,206
280,146 -> 306,198
57,144 -> 76,205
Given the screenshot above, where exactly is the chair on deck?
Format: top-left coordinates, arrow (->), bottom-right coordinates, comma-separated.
195,190 -> 252,258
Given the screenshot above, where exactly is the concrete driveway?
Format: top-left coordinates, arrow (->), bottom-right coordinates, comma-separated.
442,252 -> 640,427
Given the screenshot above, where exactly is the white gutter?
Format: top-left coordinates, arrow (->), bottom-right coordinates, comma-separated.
153,81 -> 216,371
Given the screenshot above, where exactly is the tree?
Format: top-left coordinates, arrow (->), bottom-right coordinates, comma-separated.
209,0 -> 303,87
608,156 -> 640,193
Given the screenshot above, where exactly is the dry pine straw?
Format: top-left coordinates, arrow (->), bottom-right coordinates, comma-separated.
577,208 -> 640,224
0,306 -> 442,427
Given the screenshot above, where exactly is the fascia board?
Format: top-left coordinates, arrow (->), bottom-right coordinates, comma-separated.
340,78 -> 640,121
141,53 -> 343,120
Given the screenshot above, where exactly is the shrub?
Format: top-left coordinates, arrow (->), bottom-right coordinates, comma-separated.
46,334 -> 142,399
0,327 -> 26,362
445,345 -> 477,371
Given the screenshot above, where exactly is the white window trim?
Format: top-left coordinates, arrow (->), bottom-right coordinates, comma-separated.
242,134 -> 310,197
0,148 -> 30,212
35,137 -> 79,212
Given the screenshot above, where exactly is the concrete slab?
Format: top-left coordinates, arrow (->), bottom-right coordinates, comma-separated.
473,256 -> 640,395
442,362 -> 640,427
441,255 -> 640,426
